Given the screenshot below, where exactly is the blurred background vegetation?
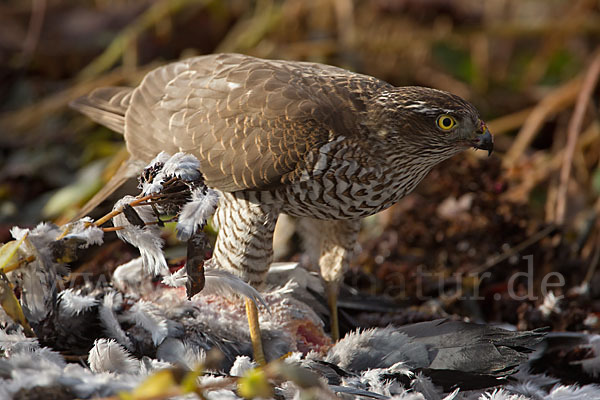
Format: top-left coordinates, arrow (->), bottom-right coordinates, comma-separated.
1,0 -> 600,329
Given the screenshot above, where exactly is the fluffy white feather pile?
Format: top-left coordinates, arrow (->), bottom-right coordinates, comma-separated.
2,259 -> 600,399
2,152 -> 600,399
112,195 -> 169,276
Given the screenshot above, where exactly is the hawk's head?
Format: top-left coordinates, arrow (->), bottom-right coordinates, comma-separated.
375,87 -> 493,159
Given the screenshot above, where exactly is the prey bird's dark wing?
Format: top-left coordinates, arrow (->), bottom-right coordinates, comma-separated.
75,53 -> 391,192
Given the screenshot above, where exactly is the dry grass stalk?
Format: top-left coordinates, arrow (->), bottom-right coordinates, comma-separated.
555,50 -> 600,225
503,76 -> 583,168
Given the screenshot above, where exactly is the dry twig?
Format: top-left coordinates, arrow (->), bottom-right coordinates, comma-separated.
503,77 -> 583,167
487,107 -> 535,136
502,122 -> 600,203
472,224 -> 558,274
77,0 -> 206,80
19,0 -> 46,66
555,50 -> 600,225
0,66 -> 153,135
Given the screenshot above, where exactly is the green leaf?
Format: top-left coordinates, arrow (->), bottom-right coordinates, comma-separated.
0,273 -> 33,335
130,369 -> 177,399
270,361 -> 323,390
238,368 -> 272,399
432,41 -> 475,84
42,160 -> 105,218
0,234 -> 27,272
181,368 -> 203,393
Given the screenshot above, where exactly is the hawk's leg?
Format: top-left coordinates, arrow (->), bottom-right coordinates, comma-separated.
212,192 -> 279,365
212,192 -> 279,284
302,218 -> 361,341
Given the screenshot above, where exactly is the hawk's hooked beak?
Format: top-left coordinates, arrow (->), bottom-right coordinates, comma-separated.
474,123 -> 494,156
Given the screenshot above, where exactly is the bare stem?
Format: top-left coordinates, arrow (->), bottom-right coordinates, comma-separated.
93,194 -> 155,227
2,256 -> 36,274
555,50 -> 600,225
101,226 -> 125,232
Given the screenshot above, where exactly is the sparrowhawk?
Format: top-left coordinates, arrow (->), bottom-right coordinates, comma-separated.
71,53 -> 493,363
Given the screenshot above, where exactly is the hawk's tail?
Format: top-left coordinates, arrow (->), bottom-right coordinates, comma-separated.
70,87 -> 133,134
73,157 -> 146,220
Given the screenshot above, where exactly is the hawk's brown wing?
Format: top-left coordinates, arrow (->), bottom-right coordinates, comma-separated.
75,53 -> 390,192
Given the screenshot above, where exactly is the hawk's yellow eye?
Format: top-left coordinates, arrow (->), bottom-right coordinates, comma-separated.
436,115 -> 456,131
